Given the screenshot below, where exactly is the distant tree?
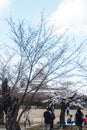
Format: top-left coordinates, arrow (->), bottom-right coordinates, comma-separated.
0,15 -> 85,130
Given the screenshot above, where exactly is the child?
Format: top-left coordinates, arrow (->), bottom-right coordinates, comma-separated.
84,115 -> 87,125
67,115 -> 72,124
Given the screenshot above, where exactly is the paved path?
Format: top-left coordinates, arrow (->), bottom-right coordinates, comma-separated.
0,127 -> 25,130
0,124 -> 39,130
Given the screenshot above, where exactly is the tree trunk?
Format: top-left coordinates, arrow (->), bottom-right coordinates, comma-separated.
6,120 -> 21,130
1,79 -> 21,130
5,104 -> 21,130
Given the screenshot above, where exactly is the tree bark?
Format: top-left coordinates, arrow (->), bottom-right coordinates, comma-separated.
1,79 -> 21,130
6,120 -> 21,130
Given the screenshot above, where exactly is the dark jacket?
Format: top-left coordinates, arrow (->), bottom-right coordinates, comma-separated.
75,108 -> 84,126
44,110 -> 52,124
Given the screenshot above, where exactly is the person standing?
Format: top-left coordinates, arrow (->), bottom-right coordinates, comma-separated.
43,107 -> 52,130
66,106 -> 70,116
0,97 -> 4,124
48,104 -> 55,130
84,115 -> 87,125
75,108 -> 84,130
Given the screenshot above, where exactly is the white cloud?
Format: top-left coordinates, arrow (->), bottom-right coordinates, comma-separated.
0,0 -> 10,11
49,0 -> 87,39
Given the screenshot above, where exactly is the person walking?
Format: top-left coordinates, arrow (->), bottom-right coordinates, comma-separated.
24,108 -> 31,128
75,108 -> 84,130
43,107 -> 52,130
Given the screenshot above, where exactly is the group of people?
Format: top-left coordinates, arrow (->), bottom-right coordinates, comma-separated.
43,104 -> 87,130
43,104 -> 55,130
66,107 -> 87,130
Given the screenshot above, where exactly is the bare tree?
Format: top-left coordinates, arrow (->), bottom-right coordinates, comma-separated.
0,16 -> 85,130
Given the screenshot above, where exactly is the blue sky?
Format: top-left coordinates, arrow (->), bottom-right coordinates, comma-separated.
0,0 -> 87,93
0,0 -> 87,43
0,0 -> 60,43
